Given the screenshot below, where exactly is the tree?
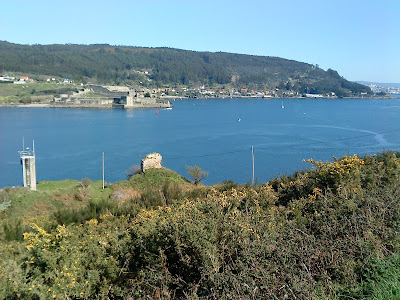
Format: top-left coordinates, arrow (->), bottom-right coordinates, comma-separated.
81,178 -> 92,188
186,165 -> 208,185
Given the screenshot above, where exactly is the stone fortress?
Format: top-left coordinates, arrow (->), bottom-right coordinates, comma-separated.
141,153 -> 163,172
52,84 -> 171,109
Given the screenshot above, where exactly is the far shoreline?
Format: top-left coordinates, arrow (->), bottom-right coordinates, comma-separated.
0,95 -> 395,109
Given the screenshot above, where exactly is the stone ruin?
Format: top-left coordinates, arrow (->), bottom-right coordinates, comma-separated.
141,153 -> 163,172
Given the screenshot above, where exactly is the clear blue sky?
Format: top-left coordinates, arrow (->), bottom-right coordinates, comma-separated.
1,0 -> 399,83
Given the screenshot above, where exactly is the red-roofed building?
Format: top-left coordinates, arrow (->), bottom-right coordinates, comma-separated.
14,76 -> 33,84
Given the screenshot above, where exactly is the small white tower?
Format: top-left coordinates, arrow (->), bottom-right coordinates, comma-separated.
18,141 -> 36,191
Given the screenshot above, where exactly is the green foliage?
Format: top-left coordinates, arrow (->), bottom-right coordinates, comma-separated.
118,167 -> 191,191
338,253 -> 400,299
0,41 -> 372,95
36,180 -> 80,191
214,179 -> 239,192
54,198 -> 118,226
2,217 -> 27,241
0,82 -> 79,103
0,153 -> 399,298
186,165 -> 208,185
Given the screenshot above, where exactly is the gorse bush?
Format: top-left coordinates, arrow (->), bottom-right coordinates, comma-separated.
53,198 -> 119,225
0,152 -> 399,299
2,217 -> 28,241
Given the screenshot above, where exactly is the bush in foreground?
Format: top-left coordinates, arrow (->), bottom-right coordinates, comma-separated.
0,152 -> 399,299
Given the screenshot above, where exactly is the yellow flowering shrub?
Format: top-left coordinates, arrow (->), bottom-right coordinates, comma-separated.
0,152 -> 399,299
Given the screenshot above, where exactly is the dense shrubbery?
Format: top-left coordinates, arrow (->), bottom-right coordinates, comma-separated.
0,152 -> 399,299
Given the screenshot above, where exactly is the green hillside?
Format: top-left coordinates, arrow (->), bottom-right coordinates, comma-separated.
0,152 -> 399,298
0,41 -> 371,96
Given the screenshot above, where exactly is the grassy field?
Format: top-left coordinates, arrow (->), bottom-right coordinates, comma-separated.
0,82 -> 80,103
0,168 -> 196,219
0,179 -> 113,218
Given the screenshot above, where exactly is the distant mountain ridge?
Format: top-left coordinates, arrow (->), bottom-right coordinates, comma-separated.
0,41 -> 371,96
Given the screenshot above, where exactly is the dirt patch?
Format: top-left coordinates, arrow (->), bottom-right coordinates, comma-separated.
111,188 -> 141,202
54,193 -> 87,209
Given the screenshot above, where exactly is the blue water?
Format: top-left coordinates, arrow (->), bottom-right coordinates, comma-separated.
1,98 -> 400,188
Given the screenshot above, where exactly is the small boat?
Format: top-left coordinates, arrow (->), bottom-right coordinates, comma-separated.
156,108 -> 159,115
166,107 -> 172,110
281,101 -> 285,109
237,118 -> 241,122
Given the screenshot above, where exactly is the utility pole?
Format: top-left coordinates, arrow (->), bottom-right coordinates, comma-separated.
102,152 -> 105,189
251,146 -> 254,185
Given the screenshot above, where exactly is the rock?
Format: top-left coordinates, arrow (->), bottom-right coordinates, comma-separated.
141,153 -> 162,172
110,190 -> 128,202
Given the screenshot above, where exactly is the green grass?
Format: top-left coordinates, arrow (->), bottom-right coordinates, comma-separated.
78,93 -> 106,98
1,169 -> 189,219
0,82 -> 80,102
115,167 -> 192,190
0,179 -> 114,240
1,180 -> 112,218
84,180 -> 113,202
338,253 -> 400,299
2,186 -> 74,217
37,179 -> 113,204
112,167 -> 203,208
365,256 -> 400,299
36,179 -> 80,191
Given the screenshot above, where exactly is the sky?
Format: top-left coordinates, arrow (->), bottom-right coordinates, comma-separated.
0,0 -> 399,83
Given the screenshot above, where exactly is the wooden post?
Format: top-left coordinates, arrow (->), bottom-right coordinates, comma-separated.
102,152 -> 105,189
251,146 -> 254,185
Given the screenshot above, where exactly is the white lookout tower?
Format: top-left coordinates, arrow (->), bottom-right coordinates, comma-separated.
18,141 -> 37,191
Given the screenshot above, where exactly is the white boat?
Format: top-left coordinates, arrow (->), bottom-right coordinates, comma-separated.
281,101 -> 284,109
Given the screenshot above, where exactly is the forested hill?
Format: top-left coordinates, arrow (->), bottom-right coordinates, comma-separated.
0,41 -> 370,96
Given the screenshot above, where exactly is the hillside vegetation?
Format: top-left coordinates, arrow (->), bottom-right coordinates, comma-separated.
0,152 -> 399,299
0,81 -> 79,103
0,41 -> 371,97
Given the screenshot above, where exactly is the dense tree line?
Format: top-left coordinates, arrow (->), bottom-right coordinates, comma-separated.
0,41 -> 371,95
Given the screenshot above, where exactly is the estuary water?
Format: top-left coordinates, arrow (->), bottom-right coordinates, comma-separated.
1,98 -> 400,188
